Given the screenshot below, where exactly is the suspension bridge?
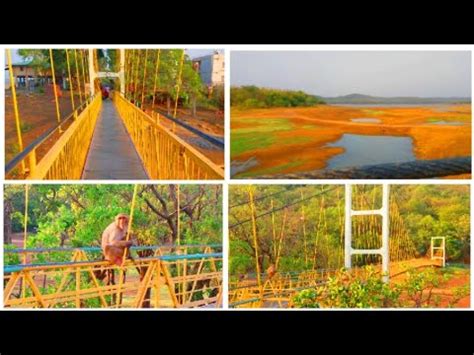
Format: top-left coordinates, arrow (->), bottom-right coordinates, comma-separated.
228,184 -> 447,308
5,49 -> 224,180
4,244 -> 223,308
3,183 -> 223,308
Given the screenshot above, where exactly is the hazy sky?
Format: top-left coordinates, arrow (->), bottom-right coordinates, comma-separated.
231,51 -> 471,97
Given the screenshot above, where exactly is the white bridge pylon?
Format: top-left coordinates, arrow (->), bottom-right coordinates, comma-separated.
431,236 -> 446,267
344,184 -> 390,282
88,49 -> 126,96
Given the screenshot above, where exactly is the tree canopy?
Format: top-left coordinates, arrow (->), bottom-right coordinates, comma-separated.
17,49 -> 212,109
4,184 -> 222,249
231,85 -> 326,108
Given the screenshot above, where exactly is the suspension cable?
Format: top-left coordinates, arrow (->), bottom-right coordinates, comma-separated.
116,184 -> 139,306
49,49 -> 62,133
6,49 -> 25,174
133,50 -> 141,104
141,49 -> 148,109
230,187 -> 297,209
74,49 -> 83,106
21,184 -> 29,298
229,186 -> 339,229
151,49 -> 161,111
79,49 -> 87,101
172,49 -> 185,131
65,49 -> 76,114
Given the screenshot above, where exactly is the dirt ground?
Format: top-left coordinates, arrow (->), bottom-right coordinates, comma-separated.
5,90 -> 76,175
4,91 -> 224,173
231,104 -> 471,178
146,104 -> 224,166
390,262 -> 470,308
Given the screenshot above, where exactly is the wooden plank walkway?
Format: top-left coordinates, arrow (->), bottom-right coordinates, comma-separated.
82,100 -> 148,179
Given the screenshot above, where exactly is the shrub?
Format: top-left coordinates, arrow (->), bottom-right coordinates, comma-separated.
292,267 -> 401,308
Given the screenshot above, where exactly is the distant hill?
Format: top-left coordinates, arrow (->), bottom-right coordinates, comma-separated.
321,93 -> 471,105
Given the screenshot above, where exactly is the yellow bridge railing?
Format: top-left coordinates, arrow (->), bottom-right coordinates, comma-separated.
5,94 -> 102,180
30,94 -> 102,180
229,270 -> 335,308
229,258 -> 444,308
4,245 -> 222,309
114,94 -> 224,180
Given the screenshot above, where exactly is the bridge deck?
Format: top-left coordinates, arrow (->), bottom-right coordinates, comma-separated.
82,99 -> 148,179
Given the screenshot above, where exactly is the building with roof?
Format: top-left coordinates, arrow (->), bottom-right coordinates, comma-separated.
5,62 -> 52,90
192,52 -> 224,87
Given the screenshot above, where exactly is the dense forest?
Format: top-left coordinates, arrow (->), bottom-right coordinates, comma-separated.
229,185 -> 470,277
231,85 -> 325,109
4,184 -> 222,250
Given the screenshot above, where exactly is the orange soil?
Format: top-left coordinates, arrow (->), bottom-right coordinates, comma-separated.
435,272 -> 470,308
5,91 -> 75,172
388,259 -> 470,308
146,105 -> 224,166
231,104 -> 471,177
171,105 -> 224,136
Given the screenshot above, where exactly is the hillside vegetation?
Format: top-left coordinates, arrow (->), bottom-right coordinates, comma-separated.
229,185 -> 470,276
231,86 -> 325,108
323,93 -> 471,105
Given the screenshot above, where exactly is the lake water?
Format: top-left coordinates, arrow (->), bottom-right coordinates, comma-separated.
325,134 -> 415,169
429,120 -> 465,126
351,118 -> 381,123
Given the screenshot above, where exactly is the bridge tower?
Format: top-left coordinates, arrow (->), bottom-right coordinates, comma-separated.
88,49 -> 126,96
344,184 -> 390,282
431,236 -> 446,267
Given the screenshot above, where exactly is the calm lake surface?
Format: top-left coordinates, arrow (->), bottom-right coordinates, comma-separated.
325,134 -> 415,169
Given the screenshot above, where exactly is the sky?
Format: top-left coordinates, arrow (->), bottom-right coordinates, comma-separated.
231,51 -> 471,98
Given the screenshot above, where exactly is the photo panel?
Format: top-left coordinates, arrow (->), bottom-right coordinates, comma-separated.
230,50 -> 471,179
4,48 -> 225,180
228,183 -> 470,309
3,183 -> 223,309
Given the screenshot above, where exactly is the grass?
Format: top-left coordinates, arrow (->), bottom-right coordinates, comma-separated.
362,109 -> 385,116
231,118 -> 294,156
426,115 -> 469,123
446,262 -> 470,269
232,118 -> 294,133
438,265 -> 470,283
236,159 -> 305,178
231,133 -> 276,156
21,121 -> 33,133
